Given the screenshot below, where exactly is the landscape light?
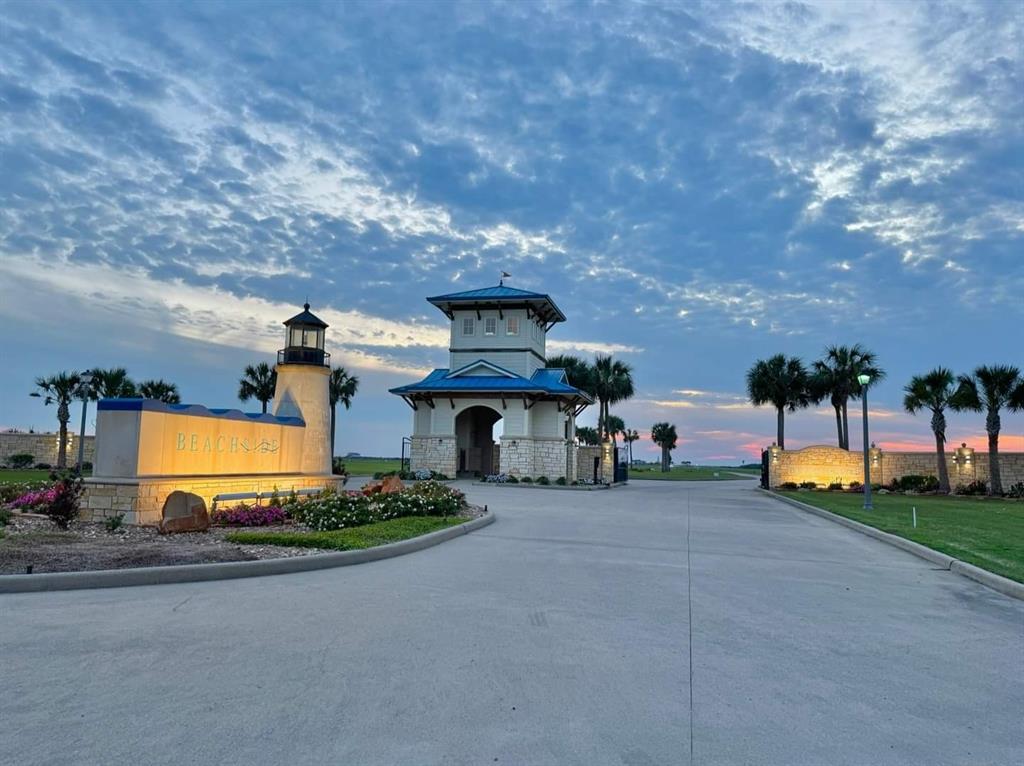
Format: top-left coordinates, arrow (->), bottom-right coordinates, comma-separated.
857,373 -> 871,386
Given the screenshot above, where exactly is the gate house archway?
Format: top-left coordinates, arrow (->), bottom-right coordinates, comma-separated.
455,405 -> 502,477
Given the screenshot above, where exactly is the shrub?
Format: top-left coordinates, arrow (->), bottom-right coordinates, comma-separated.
779,482 -> 799,490
104,513 -> 126,533
555,476 -> 567,486
406,480 -> 467,516
827,482 -> 844,491
484,473 -> 508,483
955,480 -> 987,496
34,463 -> 52,470
798,481 -> 817,490
506,475 -> 520,483
848,480 -> 862,491
7,453 -> 34,469
537,476 -> 551,485
45,471 -> 84,530
414,469 -> 434,481
82,461 -> 93,471
520,476 -> 534,484
0,508 -> 11,526
1006,482 -> 1024,499
891,475 -> 940,493
332,457 -> 347,475
211,504 -> 288,527
291,481 -> 466,531
289,492 -> 373,531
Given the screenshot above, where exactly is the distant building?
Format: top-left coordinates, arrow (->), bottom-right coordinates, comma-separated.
390,285 -> 593,480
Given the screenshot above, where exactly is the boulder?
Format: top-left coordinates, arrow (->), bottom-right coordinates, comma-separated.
160,491 -> 210,533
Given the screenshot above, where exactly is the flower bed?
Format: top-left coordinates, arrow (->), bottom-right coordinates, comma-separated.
210,504 -> 288,527
287,480 -> 467,532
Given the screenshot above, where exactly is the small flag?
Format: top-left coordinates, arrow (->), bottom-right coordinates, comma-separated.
500,271 -> 511,285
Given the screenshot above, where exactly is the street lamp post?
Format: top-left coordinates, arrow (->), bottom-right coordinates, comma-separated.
77,372 -> 95,471
858,373 -> 872,510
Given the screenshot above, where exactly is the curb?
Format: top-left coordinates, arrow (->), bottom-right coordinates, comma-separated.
763,490 -> 1024,601
480,482 -> 624,491
0,512 -> 495,594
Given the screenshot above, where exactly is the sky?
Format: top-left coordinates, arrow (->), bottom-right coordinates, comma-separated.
1,0 -> 1022,463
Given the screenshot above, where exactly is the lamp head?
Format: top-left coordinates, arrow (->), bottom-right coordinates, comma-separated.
857,373 -> 871,386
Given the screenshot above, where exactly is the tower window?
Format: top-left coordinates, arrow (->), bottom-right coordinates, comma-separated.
506,316 -> 519,336
462,317 -> 475,336
484,317 -> 497,335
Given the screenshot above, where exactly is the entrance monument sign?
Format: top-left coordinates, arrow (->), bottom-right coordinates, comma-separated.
82,304 -> 342,526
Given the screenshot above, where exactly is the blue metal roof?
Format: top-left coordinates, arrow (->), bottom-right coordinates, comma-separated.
389,366 -> 592,401
426,284 -> 566,323
97,398 -> 306,426
427,285 -> 548,301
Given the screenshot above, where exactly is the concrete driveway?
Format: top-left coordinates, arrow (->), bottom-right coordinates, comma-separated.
2,480 -> 1021,765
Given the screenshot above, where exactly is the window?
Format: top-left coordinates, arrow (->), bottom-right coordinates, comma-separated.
506,316 -> 519,336
462,317 -> 475,336
484,317 -> 497,335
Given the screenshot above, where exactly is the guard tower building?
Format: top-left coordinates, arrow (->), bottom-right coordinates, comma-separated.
390,286 -> 593,480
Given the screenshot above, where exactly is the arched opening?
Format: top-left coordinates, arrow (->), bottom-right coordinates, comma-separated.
455,405 -> 503,477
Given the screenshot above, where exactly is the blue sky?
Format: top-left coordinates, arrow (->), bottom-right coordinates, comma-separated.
1,0 -> 1021,462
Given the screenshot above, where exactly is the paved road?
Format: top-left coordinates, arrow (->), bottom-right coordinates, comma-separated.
3,481 -> 1022,765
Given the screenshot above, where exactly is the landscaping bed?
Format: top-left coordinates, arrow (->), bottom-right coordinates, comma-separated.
777,491 -> 1024,584
1,478 -> 481,575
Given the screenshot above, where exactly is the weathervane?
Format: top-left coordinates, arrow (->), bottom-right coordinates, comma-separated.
499,271 -> 511,286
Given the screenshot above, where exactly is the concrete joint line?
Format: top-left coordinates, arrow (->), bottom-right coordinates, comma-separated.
762,489 -> 1024,602
0,512 -> 496,594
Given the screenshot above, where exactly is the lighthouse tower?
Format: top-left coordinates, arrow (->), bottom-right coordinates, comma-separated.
273,304 -> 332,475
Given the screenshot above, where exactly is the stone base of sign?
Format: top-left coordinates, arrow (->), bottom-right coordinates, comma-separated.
83,473 -> 342,526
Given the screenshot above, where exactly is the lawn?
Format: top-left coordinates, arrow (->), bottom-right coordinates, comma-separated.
226,515 -> 469,550
335,457 -> 403,476
778,491 -> 1024,584
630,465 -> 759,481
0,469 -> 92,484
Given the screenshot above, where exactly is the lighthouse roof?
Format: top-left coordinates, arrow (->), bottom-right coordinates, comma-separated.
426,285 -> 566,323
283,303 -> 328,328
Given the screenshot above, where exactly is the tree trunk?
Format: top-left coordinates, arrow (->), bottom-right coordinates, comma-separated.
987,408 -> 1001,496
330,403 -> 337,460
834,404 -> 844,449
661,446 -> 669,472
57,408 -> 69,469
841,402 -> 850,450
934,431 -> 950,493
776,407 -> 785,450
261,399 -> 268,414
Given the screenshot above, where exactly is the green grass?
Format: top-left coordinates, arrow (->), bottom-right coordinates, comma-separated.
0,469 -> 92,484
630,465 -> 759,481
779,491 -> 1024,584
226,515 -> 469,550
335,457 -> 403,476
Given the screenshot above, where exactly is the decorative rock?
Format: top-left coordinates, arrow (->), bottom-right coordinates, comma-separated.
380,475 -> 404,494
159,491 -> 210,534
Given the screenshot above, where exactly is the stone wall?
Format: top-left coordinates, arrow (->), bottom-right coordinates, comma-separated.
498,436 -> 574,480
576,446 -> 602,483
410,435 -> 457,477
768,444 -> 1024,489
0,432 -> 95,467
83,474 -> 342,526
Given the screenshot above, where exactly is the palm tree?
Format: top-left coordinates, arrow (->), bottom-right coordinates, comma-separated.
746,354 -> 811,449
623,428 -> 640,466
575,426 -> 601,446
605,414 -> 625,447
138,379 -> 181,404
651,422 -> 677,472
591,355 -> 635,440
92,367 -> 137,399
546,354 -> 595,395
238,362 -> 277,414
31,372 -> 82,468
903,367 -> 957,493
953,365 -> 1024,495
809,345 -> 886,449
329,367 -> 360,458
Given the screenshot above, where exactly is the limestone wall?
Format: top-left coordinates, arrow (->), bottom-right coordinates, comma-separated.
768,444 -> 1024,489
83,474 -> 342,526
576,446 -> 602,483
0,432 -> 95,467
410,435 -> 457,477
